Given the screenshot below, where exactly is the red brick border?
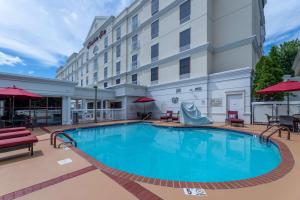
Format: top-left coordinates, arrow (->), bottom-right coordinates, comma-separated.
54,122 -> 295,190
0,166 -> 96,200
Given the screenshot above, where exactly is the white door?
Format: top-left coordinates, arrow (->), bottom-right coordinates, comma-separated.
227,94 -> 244,115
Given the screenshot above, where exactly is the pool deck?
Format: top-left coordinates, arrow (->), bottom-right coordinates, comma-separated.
0,121 -> 300,200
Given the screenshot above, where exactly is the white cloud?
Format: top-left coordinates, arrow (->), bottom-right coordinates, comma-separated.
0,0 -> 133,67
265,0 -> 300,43
28,70 -> 35,75
0,51 -> 24,66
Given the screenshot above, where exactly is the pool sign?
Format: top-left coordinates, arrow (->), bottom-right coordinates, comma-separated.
183,188 -> 207,197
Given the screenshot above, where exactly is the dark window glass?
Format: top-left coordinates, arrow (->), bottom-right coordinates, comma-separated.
104,82 -> 108,88
151,67 -> 158,81
151,0 -> 159,15
151,20 -> 159,39
116,44 -> 121,57
180,57 -> 190,75
180,28 -> 191,50
104,67 -> 108,79
132,74 -> 137,84
116,26 -> 121,40
116,78 -> 121,85
151,43 -> 159,61
116,62 -> 121,75
180,0 -> 191,24
132,14 -> 138,31
104,52 -> 108,64
132,54 -> 138,69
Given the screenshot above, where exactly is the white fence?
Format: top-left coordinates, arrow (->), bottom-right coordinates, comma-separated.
71,109 -> 125,124
252,101 -> 300,124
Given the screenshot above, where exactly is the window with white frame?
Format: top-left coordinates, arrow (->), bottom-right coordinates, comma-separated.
93,72 -> 98,83
104,51 -> 108,64
180,28 -> 191,51
116,44 -> 121,58
104,82 -> 108,88
151,0 -> 159,15
104,37 -> 108,48
116,78 -> 121,85
132,35 -> 138,51
116,26 -> 121,41
151,67 -> 158,82
93,57 -> 98,70
104,67 -> 108,79
180,0 -> 191,24
132,74 -> 137,84
132,54 -> 138,69
151,19 -> 159,39
151,43 -> 159,62
116,61 -> 121,75
132,14 -> 138,31
179,57 -> 190,79
86,76 -> 89,85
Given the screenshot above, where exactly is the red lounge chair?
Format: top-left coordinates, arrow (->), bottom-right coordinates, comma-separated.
160,111 -> 173,121
225,111 -> 244,126
0,130 -> 31,140
0,135 -> 38,156
0,127 -> 26,134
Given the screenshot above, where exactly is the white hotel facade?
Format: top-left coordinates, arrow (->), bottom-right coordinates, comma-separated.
54,0 -> 266,123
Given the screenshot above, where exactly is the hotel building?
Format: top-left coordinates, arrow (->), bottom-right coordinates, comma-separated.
56,0 -> 267,123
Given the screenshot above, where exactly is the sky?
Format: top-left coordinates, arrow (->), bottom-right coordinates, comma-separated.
0,0 -> 299,78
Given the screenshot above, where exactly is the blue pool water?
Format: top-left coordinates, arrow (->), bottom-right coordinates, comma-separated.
64,123 -> 281,182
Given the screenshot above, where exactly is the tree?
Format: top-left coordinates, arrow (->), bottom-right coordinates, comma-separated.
253,39 -> 300,101
253,49 -> 283,101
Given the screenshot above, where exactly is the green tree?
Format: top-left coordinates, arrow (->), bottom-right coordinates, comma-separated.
253,50 -> 283,101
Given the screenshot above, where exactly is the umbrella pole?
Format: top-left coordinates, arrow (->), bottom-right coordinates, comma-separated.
12,96 -> 15,124
287,92 -> 290,116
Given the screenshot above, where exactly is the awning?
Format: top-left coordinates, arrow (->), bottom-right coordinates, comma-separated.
134,97 -> 155,103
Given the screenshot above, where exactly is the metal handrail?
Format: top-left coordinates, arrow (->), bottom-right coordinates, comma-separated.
50,131 -> 77,148
259,124 -> 279,137
266,126 -> 291,141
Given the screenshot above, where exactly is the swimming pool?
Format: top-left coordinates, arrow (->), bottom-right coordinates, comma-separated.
64,123 -> 281,182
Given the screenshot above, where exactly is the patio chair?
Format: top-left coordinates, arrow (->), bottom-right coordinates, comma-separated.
0,130 -> 31,140
266,114 -> 279,128
0,127 -> 26,134
0,135 -> 38,156
279,115 -> 296,132
172,112 -> 180,122
160,111 -> 173,122
225,111 -> 244,126
143,112 -> 152,120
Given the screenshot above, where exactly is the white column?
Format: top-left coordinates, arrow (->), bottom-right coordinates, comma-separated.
123,96 -> 128,120
62,96 -> 72,125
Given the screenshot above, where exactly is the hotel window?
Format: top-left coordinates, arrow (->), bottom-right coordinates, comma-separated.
180,0 -> 191,24
132,35 -> 138,51
104,52 -> 108,64
116,44 -> 121,58
93,45 -> 99,54
81,68 -> 83,76
104,82 -> 108,88
81,79 -> 83,86
151,67 -> 158,83
104,67 -> 108,79
86,65 -> 89,73
116,62 -> 121,75
104,37 -> 108,48
93,72 -> 98,83
132,74 -> 137,84
151,20 -> 159,39
116,78 -> 121,85
180,28 -> 191,51
132,14 -> 138,31
179,57 -> 190,79
86,76 -> 89,85
151,0 -> 159,15
93,57 -> 98,70
132,54 -> 138,69
151,43 -> 159,62
116,26 -> 121,41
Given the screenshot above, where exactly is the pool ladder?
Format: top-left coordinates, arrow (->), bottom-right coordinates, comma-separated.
50,131 -> 77,148
259,124 -> 291,142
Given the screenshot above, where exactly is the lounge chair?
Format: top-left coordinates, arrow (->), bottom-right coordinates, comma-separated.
0,127 -> 26,134
0,130 -> 31,140
225,111 -> 244,126
172,112 -> 180,122
160,111 -> 173,122
279,115 -> 296,132
0,135 -> 38,156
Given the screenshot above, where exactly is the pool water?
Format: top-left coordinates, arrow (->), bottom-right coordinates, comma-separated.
65,123 -> 281,182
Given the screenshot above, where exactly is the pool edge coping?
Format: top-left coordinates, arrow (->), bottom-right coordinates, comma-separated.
52,121 -> 295,190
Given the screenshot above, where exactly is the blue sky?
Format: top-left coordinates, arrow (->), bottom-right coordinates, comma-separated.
0,0 -> 299,78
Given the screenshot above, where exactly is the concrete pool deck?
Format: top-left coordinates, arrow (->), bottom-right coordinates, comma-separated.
0,121 -> 300,200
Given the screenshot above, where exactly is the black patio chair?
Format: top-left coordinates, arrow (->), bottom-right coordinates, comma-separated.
279,115 -> 296,132
266,114 -> 279,128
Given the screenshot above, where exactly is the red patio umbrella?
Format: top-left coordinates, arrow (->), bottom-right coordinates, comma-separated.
134,97 -> 155,114
256,81 -> 300,115
0,85 -> 42,122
